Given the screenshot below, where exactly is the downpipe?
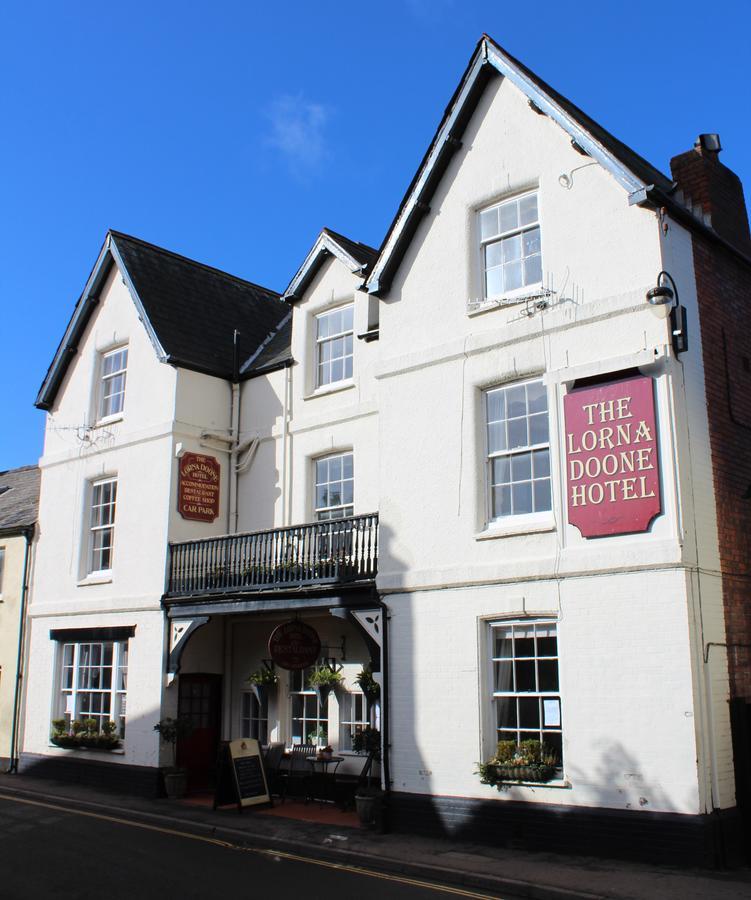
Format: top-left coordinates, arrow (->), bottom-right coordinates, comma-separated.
6,526 -> 33,774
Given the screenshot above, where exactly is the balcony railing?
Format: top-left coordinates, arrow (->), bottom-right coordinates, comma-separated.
166,513 -> 378,598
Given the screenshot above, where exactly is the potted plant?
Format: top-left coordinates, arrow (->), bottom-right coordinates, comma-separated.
317,744 -> 334,761
50,718 -> 121,750
246,663 -> 278,705
307,663 -> 343,707
352,726 -> 384,827
154,716 -> 194,798
477,739 -> 558,789
355,665 -> 380,717
308,725 -> 328,748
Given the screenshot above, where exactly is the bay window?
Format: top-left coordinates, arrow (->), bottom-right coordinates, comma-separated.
60,640 -> 128,737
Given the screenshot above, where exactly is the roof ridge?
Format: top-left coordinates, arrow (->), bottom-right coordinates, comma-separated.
0,464 -> 39,476
322,227 -> 379,257
109,231 -> 284,300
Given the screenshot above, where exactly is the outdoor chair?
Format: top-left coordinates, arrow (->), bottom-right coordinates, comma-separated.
335,750 -> 377,811
278,743 -> 315,802
262,742 -> 285,797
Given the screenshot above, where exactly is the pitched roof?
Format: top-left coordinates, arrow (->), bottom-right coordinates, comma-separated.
365,35 -> 678,295
242,314 -> 293,377
36,232 -> 288,409
284,227 -> 379,301
0,465 -> 40,533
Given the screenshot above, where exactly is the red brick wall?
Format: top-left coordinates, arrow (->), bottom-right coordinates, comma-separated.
692,236 -> 751,699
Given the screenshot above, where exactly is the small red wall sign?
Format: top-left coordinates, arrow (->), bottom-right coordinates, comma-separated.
563,375 -> 661,538
178,452 -> 221,522
268,621 -> 321,670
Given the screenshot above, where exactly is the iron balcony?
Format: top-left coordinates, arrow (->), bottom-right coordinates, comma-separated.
165,513 -> 378,598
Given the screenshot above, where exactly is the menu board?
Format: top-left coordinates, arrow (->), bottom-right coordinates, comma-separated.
213,738 -> 270,810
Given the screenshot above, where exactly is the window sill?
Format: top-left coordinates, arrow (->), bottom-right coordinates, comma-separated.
467,283 -> 546,317
304,380 -> 355,401
48,743 -> 125,756
77,573 -> 113,587
500,778 -> 570,789
93,413 -> 124,428
475,515 -> 556,540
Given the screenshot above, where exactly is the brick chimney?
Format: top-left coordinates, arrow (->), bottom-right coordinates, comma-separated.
670,134 -> 751,256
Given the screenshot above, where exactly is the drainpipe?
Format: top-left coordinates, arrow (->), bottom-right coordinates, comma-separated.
380,598 -> 391,798
6,526 -> 34,774
228,330 -> 241,535
281,362 -> 291,526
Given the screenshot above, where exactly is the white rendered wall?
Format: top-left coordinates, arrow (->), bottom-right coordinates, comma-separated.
0,533 -> 32,761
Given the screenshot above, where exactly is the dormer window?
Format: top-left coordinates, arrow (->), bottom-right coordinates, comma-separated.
316,306 -> 353,387
480,193 -> 542,300
100,346 -> 128,420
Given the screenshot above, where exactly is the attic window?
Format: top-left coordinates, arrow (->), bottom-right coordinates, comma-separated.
99,346 -> 128,420
480,193 -> 542,301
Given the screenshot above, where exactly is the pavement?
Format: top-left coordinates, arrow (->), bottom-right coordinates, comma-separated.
1,772 -> 750,900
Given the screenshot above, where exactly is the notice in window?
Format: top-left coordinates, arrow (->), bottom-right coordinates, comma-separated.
563,375 -> 661,538
178,452 -> 221,522
543,698 -> 561,727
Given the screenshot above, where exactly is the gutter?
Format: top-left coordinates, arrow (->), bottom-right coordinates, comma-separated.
6,525 -> 34,773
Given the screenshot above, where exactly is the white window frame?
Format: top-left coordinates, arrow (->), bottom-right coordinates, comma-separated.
98,345 -> 128,421
339,690 -> 369,752
0,546 -> 4,597
315,305 -> 354,388
88,477 -> 117,574
478,191 -> 542,303
59,640 -> 128,737
241,691 -> 269,745
484,378 -> 552,525
488,619 -> 562,771
290,667 -> 329,746
314,452 -> 354,522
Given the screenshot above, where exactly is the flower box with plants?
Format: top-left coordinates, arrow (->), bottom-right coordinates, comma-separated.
50,718 -> 121,751
477,740 -> 559,788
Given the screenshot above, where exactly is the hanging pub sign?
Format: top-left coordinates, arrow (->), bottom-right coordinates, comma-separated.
563,375 -> 661,538
268,620 -> 321,670
178,452 -> 220,522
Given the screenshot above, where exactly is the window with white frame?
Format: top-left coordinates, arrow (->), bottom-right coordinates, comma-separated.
485,379 -> 551,520
316,306 -> 353,387
89,478 -> 117,573
479,193 -> 541,300
339,691 -> 369,751
315,453 -> 354,521
290,667 -> 329,745
60,640 -> 128,736
241,691 -> 268,745
490,620 -> 562,766
99,346 -> 128,419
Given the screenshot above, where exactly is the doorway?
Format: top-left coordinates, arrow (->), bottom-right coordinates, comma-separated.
177,674 -> 222,792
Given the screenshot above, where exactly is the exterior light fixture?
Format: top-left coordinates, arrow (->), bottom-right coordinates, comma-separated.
646,271 -> 688,355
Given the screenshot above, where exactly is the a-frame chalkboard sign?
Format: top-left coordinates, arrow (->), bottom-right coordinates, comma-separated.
213,738 -> 271,812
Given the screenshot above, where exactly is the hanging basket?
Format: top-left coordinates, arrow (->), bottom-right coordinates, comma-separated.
251,683 -> 269,706
313,684 -> 334,707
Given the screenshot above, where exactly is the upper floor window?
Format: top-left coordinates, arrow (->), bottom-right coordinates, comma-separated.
486,379 -> 551,520
89,478 -> 117,573
315,453 -> 354,521
480,193 -> 541,300
100,346 -> 128,419
316,306 -> 353,387
0,547 -> 4,595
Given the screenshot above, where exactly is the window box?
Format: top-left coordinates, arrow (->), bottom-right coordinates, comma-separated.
478,761 -> 557,787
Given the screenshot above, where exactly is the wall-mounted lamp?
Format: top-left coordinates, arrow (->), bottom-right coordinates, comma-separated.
557,161 -> 598,190
646,271 -> 688,354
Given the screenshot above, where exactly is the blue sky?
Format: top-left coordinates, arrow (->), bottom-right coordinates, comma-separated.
2,0 -> 749,469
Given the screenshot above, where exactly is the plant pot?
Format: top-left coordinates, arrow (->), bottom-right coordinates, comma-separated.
484,763 -> 556,785
313,684 -> 334,707
251,683 -> 269,706
163,769 -> 188,799
355,789 -> 383,827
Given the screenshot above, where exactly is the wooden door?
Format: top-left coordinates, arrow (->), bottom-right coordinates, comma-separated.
177,674 -> 222,792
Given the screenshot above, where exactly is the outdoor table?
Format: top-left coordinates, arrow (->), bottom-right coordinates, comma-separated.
304,755 -> 344,806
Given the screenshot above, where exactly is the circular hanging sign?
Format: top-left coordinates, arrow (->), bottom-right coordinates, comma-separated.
268,621 -> 321,670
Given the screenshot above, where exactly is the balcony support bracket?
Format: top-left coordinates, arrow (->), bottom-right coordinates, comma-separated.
348,608 -> 383,673
167,616 -> 210,682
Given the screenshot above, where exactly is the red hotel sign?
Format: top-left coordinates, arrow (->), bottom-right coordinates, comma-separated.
178,452 -> 221,522
563,376 -> 661,538
268,621 -> 321,670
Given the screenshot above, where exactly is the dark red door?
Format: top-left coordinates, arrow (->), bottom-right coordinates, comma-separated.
177,674 -> 222,792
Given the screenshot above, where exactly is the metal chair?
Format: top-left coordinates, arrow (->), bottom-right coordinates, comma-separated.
278,743 -> 315,802
262,743 -> 285,797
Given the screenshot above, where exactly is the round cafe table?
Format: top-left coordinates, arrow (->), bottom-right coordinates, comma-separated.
304,755 -> 344,806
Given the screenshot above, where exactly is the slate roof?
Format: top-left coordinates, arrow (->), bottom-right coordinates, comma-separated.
110,232 -> 288,379
0,465 -> 40,533
321,228 -> 379,271
37,232 -> 289,409
242,315 -> 293,376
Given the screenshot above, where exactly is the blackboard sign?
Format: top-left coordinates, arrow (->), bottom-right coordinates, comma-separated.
213,738 -> 270,811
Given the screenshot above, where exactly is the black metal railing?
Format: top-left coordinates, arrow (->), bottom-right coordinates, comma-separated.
166,513 -> 378,597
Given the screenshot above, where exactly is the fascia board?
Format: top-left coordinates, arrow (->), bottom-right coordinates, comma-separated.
108,237 -> 169,363
366,39 -> 648,295
284,232 -> 366,301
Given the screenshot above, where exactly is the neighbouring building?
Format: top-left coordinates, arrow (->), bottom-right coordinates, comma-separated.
18,36 -> 751,865
0,465 -> 40,770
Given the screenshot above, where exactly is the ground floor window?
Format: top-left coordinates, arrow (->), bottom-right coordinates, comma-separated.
490,620 -> 562,765
290,667 -> 329,745
241,691 -> 268,745
60,641 -> 128,737
339,691 -> 369,751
